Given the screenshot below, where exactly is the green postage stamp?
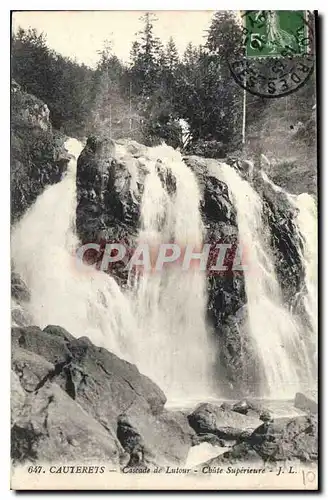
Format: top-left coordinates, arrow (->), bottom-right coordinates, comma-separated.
244,10 -> 309,58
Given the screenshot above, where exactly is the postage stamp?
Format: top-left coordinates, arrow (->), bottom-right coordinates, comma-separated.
228,10 -> 316,98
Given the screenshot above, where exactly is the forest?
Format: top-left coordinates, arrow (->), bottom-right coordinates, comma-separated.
11,11 -> 316,162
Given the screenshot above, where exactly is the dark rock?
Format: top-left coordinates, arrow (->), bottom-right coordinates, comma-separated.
76,136 -> 141,243
67,336 -> 166,418
231,399 -> 272,422
232,399 -> 250,415
220,402 -> 233,411
184,156 -> 250,396
232,399 -> 263,416
260,178 -> 305,306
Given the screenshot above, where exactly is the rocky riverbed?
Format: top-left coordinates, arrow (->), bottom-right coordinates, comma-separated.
11,323 -> 318,469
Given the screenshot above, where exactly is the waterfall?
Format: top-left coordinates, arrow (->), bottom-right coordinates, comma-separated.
127,145 -> 215,401
11,136 -> 317,401
11,139 -> 215,401
261,170 -> 318,377
11,138 -> 139,358
214,163 -> 316,398
291,193 -> 318,338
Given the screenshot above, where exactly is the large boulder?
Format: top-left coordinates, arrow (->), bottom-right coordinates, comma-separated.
11,325 -> 192,467
187,403 -> 261,442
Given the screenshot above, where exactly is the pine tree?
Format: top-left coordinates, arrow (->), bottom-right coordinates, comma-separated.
129,12 -> 163,100
165,37 -> 179,72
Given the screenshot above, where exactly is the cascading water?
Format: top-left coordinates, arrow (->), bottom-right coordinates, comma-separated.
11,138 -> 139,358
127,145 -> 215,400
11,136 -> 317,401
261,170 -> 318,377
291,193 -> 318,338
213,162 -> 316,398
11,138 -> 215,401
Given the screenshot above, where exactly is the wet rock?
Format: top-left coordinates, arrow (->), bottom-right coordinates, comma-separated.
184,156 -> 250,395
260,178 -> 305,306
232,399 -> 250,415
231,399 -> 272,422
76,136 -> 143,246
294,392 -> 318,414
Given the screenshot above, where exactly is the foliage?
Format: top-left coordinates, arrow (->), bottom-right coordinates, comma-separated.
12,12 -> 316,161
12,27 -> 94,136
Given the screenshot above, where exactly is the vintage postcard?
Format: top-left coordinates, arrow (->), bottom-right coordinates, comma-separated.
10,10 -> 318,490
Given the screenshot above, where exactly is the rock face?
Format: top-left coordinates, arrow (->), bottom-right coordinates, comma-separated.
11,80 -> 70,223
76,137 -> 144,242
202,414 -> 318,466
259,178 -> 305,306
11,325 -> 192,467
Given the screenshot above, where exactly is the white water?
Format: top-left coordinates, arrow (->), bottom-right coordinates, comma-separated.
290,193 -> 318,339
11,138 -> 214,400
261,170 -> 318,376
127,145 -> 215,398
213,163 -> 316,398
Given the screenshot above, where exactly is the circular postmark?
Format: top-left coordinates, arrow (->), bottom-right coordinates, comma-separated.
228,11 -> 315,98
